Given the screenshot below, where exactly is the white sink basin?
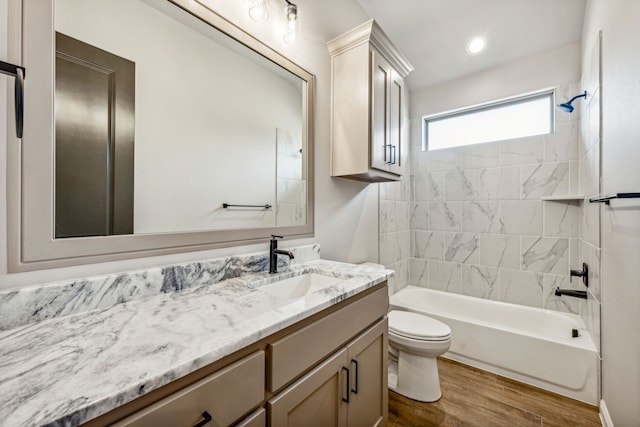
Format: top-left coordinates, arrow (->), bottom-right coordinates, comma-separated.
258,273 -> 345,300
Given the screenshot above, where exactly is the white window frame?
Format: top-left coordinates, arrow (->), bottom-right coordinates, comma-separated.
422,90 -> 556,151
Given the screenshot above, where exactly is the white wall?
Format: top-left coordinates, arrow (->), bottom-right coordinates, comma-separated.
583,1 -> 640,425
410,43 -> 581,118
0,0 -> 378,289
57,0 -> 303,233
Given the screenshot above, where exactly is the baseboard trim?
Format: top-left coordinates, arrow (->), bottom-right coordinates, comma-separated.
600,399 -> 614,427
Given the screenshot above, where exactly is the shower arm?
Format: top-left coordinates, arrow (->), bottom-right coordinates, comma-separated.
566,91 -> 587,104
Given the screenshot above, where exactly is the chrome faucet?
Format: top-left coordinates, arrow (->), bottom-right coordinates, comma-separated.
269,235 -> 294,274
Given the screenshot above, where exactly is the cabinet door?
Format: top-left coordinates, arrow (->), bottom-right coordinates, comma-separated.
387,69 -> 404,176
268,348 -> 348,427
370,50 -> 391,173
346,319 -> 388,427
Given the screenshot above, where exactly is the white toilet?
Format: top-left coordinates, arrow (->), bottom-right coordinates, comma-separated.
388,310 -> 452,402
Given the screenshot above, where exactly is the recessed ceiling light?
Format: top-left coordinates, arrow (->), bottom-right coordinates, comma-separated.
466,36 -> 487,55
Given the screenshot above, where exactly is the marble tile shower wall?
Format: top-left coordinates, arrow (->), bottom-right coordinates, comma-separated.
380,176 -> 412,295
579,33 -> 602,354
408,83 -> 586,314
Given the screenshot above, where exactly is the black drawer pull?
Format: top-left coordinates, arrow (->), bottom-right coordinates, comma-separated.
351,359 -> 359,394
193,411 -> 212,427
342,366 -> 350,403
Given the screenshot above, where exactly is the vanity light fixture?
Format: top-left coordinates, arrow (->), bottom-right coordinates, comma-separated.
283,0 -> 299,44
245,0 -> 300,44
466,36 -> 487,55
246,0 -> 269,22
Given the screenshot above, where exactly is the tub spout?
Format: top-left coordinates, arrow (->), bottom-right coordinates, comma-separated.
554,288 -> 587,299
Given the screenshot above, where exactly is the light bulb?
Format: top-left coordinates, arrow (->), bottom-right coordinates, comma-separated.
283,3 -> 299,44
246,0 -> 269,22
283,31 -> 297,44
285,3 -> 297,21
466,36 -> 487,55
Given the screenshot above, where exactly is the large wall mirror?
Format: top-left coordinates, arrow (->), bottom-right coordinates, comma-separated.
7,0 -> 314,271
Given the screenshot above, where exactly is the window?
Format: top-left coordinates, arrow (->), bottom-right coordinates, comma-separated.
423,91 -> 554,151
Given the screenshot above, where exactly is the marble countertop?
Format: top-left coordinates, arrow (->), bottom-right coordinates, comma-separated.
0,260 -> 392,427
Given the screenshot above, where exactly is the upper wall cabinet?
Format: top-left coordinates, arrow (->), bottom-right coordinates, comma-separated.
327,20 -> 413,182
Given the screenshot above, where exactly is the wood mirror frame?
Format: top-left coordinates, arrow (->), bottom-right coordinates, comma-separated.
6,0 -> 314,272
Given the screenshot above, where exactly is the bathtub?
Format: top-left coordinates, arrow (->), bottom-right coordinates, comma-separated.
390,286 -> 599,405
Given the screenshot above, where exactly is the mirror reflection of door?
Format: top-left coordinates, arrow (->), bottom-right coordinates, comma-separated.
55,32 -> 135,238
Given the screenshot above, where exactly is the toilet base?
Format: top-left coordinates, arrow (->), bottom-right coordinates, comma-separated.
391,350 -> 442,402
388,357 -> 399,389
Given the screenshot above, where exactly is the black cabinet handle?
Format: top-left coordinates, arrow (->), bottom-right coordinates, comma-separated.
350,359 -> 359,394
0,60 -> 25,138
342,366 -> 350,403
193,411 -> 212,427
384,144 -> 397,165
14,66 -> 24,138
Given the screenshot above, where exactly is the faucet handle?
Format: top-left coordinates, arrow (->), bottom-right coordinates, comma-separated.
271,234 -> 283,240
569,262 -> 589,287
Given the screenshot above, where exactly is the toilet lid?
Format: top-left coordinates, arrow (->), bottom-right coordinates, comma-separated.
388,310 -> 451,340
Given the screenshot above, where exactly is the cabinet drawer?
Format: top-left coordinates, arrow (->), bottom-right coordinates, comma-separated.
114,351 -> 265,427
234,408 -> 265,427
269,285 -> 388,392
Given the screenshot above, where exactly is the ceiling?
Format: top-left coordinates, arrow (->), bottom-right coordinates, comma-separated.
356,0 -> 586,91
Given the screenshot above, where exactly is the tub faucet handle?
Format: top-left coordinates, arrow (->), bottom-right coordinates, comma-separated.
570,262 -> 589,287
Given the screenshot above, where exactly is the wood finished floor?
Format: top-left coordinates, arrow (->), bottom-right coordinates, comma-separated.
388,358 -> 601,427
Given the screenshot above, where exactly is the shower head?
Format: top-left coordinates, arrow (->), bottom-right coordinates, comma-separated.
556,91 -> 587,113
556,103 -> 575,113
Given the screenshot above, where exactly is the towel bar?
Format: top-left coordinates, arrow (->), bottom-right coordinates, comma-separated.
589,193 -> 640,205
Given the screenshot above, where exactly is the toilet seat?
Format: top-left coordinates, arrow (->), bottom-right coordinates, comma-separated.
389,310 -> 451,341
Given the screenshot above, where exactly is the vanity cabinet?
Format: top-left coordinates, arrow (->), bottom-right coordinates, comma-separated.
269,320 -> 388,427
328,20 -> 413,182
86,283 -> 388,427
